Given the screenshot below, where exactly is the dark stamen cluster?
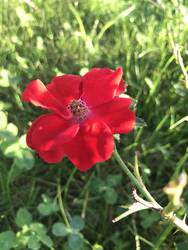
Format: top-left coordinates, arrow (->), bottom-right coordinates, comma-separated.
68,99 -> 89,121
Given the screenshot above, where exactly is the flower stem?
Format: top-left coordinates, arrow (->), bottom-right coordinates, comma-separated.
57,182 -> 70,227
113,148 -> 160,207
153,224 -> 174,250
113,148 -> 188,235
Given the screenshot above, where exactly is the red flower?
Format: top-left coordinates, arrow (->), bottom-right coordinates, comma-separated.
22,67 -> 135,171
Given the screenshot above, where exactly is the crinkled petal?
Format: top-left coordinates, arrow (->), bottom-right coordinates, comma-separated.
81,67 -> 123,107
63,120 -> 114,171
47,74 -> 82,105
38,148 -> 64,163
92,98 -> 135,134
22,79 -> 69,117
26,114 -> 79,151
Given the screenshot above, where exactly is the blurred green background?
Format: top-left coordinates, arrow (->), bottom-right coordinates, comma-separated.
0,0 -> 188,249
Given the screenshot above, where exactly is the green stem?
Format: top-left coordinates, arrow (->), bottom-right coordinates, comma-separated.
57,182 -> 70,227
114,148 -> 188,235
113,148 -> 160,207
155,206 -> 188,249
153,224 -> 173,250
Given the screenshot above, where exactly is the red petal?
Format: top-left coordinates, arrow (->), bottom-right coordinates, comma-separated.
63,120 -> 114,171
81,67 -> 123,107
22,79 -> 69,118
115,79 -> 125,96
26,114 -> 79,151
38,148 -> 64,163
92,98 -> 135,134
47,74 -> 82,105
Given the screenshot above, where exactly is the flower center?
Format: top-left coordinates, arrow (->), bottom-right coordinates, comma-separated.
68,99 -> 89,122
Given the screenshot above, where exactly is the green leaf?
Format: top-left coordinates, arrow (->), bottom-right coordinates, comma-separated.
52,222 -> 70,236
38,234 -> 53,248
15,208 -> 32,227
93,243 -> 104,250
0,69 -> 10,87
16,7 -> 34,27
89,177 -> 106,194
16,234 -> 30,246
37,203 -> 52,216
19,134 -> 27,148
113,134 -> 120,142
30,224 -> 53,248
28,235 -> 41,250
68,234 -> 84,250
63,242 -> 74,250
140,211 -> 160,229
30,223 -> 47,236
7,123 -> 18,136
0,111 -> 7,129
104,187 -> 118,205
0,231 -> 16,250
0,101 -> 12,110
177,241 -> 188,250
0,138 -> 20,158
183,191 -> 188,214
0,130 -> 16,140
135,117 -> 147,128
14,148 -> 34,170
106,174 -> 122,187
70,216 -> 85,231
37,199 -> 58,216
173,83 -> 187,97
0,123 -> 17,140
79,67 -> 89,76
37,194 -> 58,216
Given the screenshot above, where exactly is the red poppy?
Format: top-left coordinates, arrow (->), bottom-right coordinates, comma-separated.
22,67 -> 135,171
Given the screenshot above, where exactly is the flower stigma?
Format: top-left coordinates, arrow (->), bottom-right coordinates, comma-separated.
68,99 -> 89,122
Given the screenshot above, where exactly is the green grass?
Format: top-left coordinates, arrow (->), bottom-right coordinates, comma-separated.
0,0 -> 188,249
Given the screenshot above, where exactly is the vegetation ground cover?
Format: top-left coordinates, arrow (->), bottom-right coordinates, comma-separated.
0,0 -> 188,249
